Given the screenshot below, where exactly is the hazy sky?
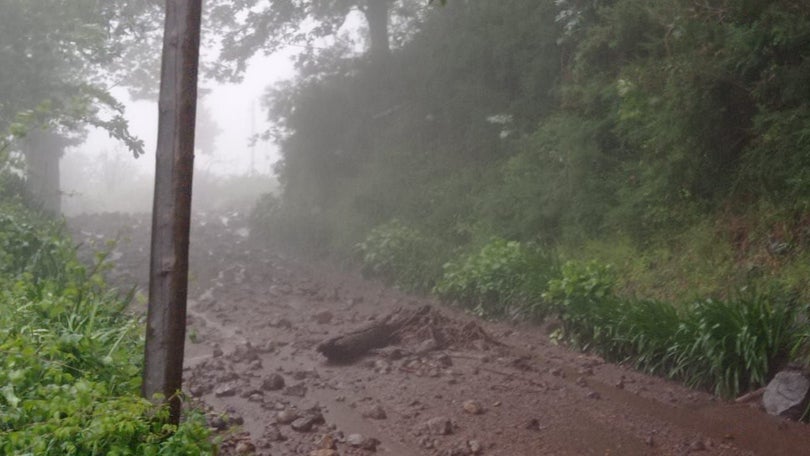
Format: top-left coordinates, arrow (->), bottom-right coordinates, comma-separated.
75,51 -> 295,178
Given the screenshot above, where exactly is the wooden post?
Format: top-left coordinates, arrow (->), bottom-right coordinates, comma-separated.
142,0 -> 202,424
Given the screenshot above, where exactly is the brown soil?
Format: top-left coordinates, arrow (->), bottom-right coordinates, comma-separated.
69,212 -> 810,456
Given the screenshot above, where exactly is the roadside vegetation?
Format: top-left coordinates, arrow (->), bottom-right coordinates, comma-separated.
0,168 -> 214,454
250,0 -> 810,401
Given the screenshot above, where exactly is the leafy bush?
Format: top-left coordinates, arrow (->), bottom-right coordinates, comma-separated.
435,239 -> 557,318
356,220 -> 443,291
0,202 -> 215,455
0,203 -> 80,284
544,260 -> 619,348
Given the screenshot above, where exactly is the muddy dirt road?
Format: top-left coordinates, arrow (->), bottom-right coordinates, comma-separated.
70,212 -> 810,455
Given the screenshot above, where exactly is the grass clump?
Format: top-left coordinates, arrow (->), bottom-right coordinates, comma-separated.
545,259 -> 803,398
0,202 -> 215,455
669,291 -> 799,397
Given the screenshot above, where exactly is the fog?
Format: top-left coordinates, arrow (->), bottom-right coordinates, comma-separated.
60,52 -> 293,215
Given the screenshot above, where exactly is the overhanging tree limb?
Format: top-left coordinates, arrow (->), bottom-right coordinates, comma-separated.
142,0 -> 202,424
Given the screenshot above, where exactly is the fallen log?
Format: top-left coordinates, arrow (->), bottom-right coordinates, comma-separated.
316,305 -> 430,362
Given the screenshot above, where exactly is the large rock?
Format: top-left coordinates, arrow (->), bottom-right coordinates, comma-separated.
763,370 -> 810,418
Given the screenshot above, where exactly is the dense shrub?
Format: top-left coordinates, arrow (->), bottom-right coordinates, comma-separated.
544,260 -> 619,348
435,239 -> 557,318
356,219 -> 444,291
0,202 -> 215,455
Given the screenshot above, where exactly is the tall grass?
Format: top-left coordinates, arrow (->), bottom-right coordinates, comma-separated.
547,260 -> 804,398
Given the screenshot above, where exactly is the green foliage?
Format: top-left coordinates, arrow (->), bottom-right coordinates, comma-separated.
0,0 -> 158,156
0,201 -> 214,455
0,204 -> 79,284
669,291 -> 799,398
435,239 -> 556,318
244,0 -> 810,398
545,261 -> 802,398
545,260 -> 618,348
357,220 -> 445,291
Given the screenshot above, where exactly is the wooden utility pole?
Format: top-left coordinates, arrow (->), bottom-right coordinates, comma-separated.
142,0 -> 202,424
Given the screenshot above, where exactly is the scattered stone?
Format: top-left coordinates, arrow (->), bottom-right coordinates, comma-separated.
264,425 -> 286,442
284,383 -> 308,398
291,416 -> 318,432
462,400 -> 484,415
255,438 -> 273,449
313,310 -> 334,324
207,415 -> 228,431
688,439 -> 706,452
271,317 -> 293,329
763,370 -> 810,418
575,376 -> 588,387
416,338 -> 440,354
418,436 -> 436,449
586,391 -> 601,400
233,342 -> 260,363
423,417 -> 453,436
359,440 -> 378,452
468,440 -> 483,455
318,434 -> 337,450
212,345 -> 224,358
218,370 -> 240,383
373,359 -> 392,374
362,404 -> 387,420
260,340 -> 278,353
549,367 -> 563,377
189,382 -> 211,397
293,410 -> 326,433
276,410 -> 299,425
214,382 -> 239,397
436,353 -> 453,367
292,369 -> 319,380
524,418 -> 541,431
227,411 -> 245,426
346,433 -> 365,446
235,440 -> 256,454
446,444 -> 472,456
309,450 -> 338,456
241,388 -> 263,398
262,373 -> 286,391
248,359 -> 263,370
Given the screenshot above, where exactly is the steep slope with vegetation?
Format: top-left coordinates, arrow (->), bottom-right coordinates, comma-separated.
251,0 -> 810,399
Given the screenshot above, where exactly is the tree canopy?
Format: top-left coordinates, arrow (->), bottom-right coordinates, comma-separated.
249,0 -> 810,302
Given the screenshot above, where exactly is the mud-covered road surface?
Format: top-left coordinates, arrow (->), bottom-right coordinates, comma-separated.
69,212 -> 810,456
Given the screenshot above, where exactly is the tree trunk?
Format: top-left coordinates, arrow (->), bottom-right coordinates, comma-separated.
23,130 -> 64,215
142,0 -> 202,425
364,0 -> 391,61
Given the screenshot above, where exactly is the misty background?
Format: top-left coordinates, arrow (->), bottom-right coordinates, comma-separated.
60,52 -> 288,215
